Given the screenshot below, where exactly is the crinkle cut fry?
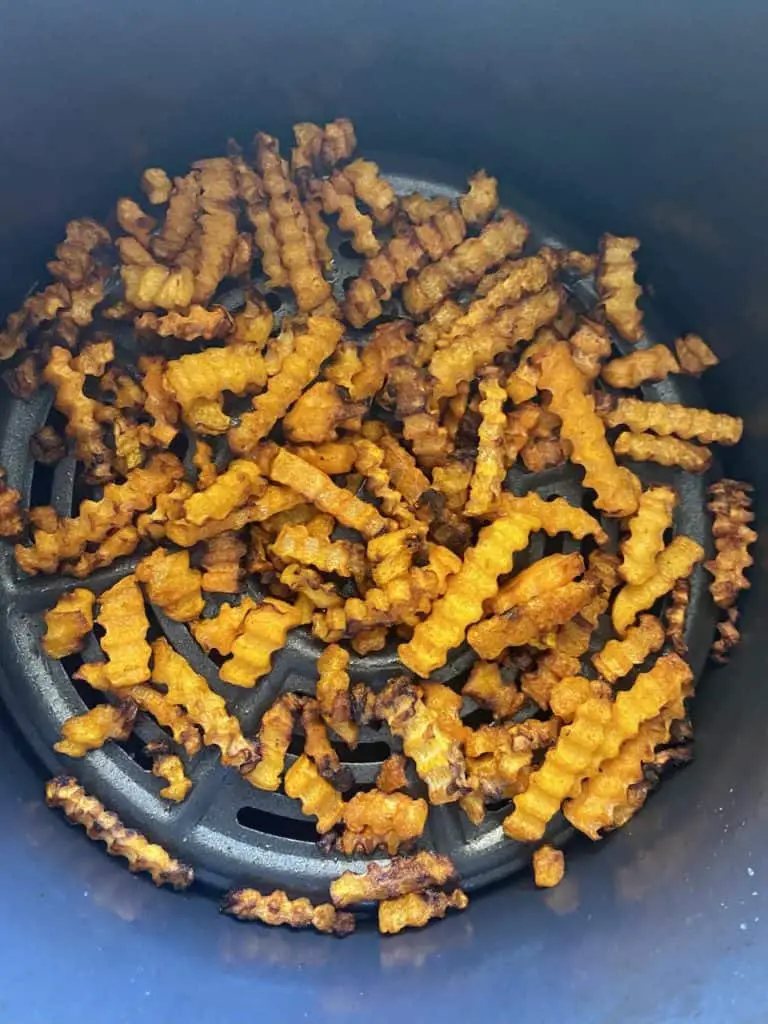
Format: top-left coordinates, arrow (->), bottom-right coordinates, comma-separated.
17,452 -> 184,576
464,370 -> 507,516
222,888 -> 355,936
338,789 -> 428,855
220,598 -> 304,687
665,578 -> 690,655
256,132 -> 331,312
136,548 -> 204,622
0,467 -> 23,537
42,588 -> 95,658
284,753 -> 344,832
378,889 -> 469,934
601,344 -> 680,388
612,534 -> 704,635
705,478 -> 756,609
135,305 -> 232,342
45,776 -> 193,889
592,614 -> 666,683
143,740 -> 193,802
201,531 -> 246,593
190,596 -> 259,656
376,753 -> 409,794
81,575 -> 150,690
320,174 -> 380,257
614,431 -> 712,474
402,211 -> 530,316
458,169 -> 499,226
183,459 -> 264,526
398,512 -> 538,677
348,319 -> 413,401
291,117 -> 357,177
163,343 -> 266,433
429,286 -> 562,401
270,523 -> 366,580
54,700 -> 137,757
603,396 -> 743,446
491,492 -> 608,546
538,340 -> 640,518
463,661 -> 524,719
245,693 -> 302,791
316,644 -> 358,747
343,158 -> 398,224
376,677 -> 469,805
620,485 -> 678,586
151,639 -> 259,770
330,851 -> 457,907
130,685 -> 202,757
228,316 -> 343,453
597,233 -> 643,343
267,448 -> 387,539
491,552 -> 585,615
283,381 -> 365,446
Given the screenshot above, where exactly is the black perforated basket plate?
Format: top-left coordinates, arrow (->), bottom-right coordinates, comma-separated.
0,158 -> 717,900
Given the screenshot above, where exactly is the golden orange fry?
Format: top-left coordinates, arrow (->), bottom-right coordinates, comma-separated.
464,370 -> 507,516
183,460 -> 264,526
201,531 -> 246,593
614,431 -> 713,474
338,789 -> 428,855
601,344 -> 680,388
603,396 -> 743,446
130,685 -> 202,757
538,341 -> 640,517
492,492 -> 608,546
462,661 -> 524,719
222,887 -> 355,936
569,319 -> 612,380
42,588 -> 95,659
271,523 -> 366,581
612,535 -> 704,635
592,614 -> 666,683
597,233 -> 643,343
220,598 -> 305,688
376,754 -> 409,794
164,342 -> 266,434
54,700 -> 137,758
46,776 -> 193,889
284,753 -> 344,833
315,644 -> 357,747
532,845 -> 565,888
145,742 -> 192,802
491,553 -> 585,615
621,485 -> 678,586
245,693 -> 302,792
283,381 -> 365,445
399,512 -> 537,676
136,548 -> 204,622
191,597 -> 259,656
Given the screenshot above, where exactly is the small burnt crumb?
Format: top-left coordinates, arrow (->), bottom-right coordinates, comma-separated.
350,682 -> 377,726
454,408 -> 482,452
30,425 -> 67,465
3,355 -> 41,399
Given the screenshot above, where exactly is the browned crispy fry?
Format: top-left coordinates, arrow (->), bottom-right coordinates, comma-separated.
403,212 -> 529,316
136,481 -> 194,542
614,431 -> 712,473
256,132 -> 331,312
352,439 -> 417,525
243,693 -> 302,791
54,700 -> 137,758
464,370 -> 507,516
400,512 -> 537,675
330,851 -> 457,907
135,305 -> 232,341
621,485 -> 678,586
222,888 -> 355,936
324,341 -> 363,392
16,452 -> 181,574
419,681 -> 468,744
116,197 -> 156,247
151,639 -> 258,769
705,479 -> 756,609
342,158 -> 398,224
567,319 -> 612,380
45,776 -> 193,889
300,698 -> 350,790
283,381 -> 365,445
272,521 -> 365,581
46,217 -> 110,288
143,741 -> 193,802
463,661 -> 524,719
291,118 -> 357,177
597,234 -> 643,343
201,532 -> 246,593
141,167 -> 172,205
165,484 -> 305,547
665,579 -> 690,656
316,644 -> 358,747
42,588 -> 95,658
612,535 -> 704,635
376,753 -> 409,794
492,553 -> 584,615
378,888 -> 468,934
228,316 -> 343,452
711,607 -> 741,664
674,334 -> 719,376
603,396 -> 743,446
430,287 -> 562,401
151,171 -> 200,261
592,614 -> 666,683
320,173 -> 380,256
231,293 -> 272,345
376,677 -> 468,804
136,548 -> 203,622
121,258 -> 196,312
469,579 -> 596,660
267,448 -> 386,538
532,845 -> 565,888
458,170 -> 498,226
136,355 -> 180,448
602,344 -> 680,389
347,320 -> 412,401
344,207 -> 466,327
338,789 -> 428,855
284,753 -> 343,832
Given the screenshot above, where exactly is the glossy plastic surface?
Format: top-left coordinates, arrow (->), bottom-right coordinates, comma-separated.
2,1 -> 768,1021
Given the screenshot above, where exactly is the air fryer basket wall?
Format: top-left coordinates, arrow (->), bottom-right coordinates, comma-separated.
2,2 -> 767,1022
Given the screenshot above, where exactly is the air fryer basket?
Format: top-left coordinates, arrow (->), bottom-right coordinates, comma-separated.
2,2 -> 767,1022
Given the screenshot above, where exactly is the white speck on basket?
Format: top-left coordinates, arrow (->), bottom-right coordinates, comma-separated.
740,922 -> 748,931
753,892 -> 759,897
747,867 -> 755,877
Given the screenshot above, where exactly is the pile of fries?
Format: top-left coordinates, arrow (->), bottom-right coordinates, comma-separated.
0,116 -> 755,938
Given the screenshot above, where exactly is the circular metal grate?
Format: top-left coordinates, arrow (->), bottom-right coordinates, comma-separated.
0,161 -> 717,899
